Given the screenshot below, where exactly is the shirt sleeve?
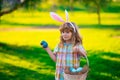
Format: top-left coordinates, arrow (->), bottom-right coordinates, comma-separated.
53,44 -> 59,56
78,45 -> 87,56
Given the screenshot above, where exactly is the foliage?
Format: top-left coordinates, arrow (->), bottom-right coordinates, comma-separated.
0,0 -> 24,16
23,0 -> 42,10
81,0 -> 112,24
82,0 -> 112,9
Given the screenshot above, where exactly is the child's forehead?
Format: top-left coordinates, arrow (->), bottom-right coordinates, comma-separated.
61,28 -> 72,32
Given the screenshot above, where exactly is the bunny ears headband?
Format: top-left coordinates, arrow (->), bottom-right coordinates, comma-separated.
50,10 -> 76,32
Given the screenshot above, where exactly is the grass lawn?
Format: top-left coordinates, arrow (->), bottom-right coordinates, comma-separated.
0,9 -> 120,80
0,28 -> 120,80
0,11 -> 120,28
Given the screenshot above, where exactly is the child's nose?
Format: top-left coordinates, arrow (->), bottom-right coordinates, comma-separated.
63,33 -> 67,35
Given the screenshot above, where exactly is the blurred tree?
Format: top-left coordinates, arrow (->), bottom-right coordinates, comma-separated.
23,0 -> 42,10
48,0 -> 57,11
82,0 -> 112,25
57,0 -> 78,11
0,0 -> 43,17
70,0 -> 74,11
0,0 -> 25,17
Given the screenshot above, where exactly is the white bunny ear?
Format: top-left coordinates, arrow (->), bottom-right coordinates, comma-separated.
50,12 -> 65,22
65,9 -> 69,22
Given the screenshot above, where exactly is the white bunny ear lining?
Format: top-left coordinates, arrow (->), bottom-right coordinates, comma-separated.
50,9 -> 76,33
65,9 -> 69,22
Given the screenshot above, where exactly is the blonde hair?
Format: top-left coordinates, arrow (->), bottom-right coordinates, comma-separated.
58,22 -> 82,47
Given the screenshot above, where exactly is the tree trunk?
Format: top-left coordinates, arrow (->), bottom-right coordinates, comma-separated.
0,0 -> 25,17
70,0 -> 73,11
0,6 -> 18,17
97,4 -> 101,25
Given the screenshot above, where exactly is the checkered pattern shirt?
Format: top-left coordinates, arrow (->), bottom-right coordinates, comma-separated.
53,43 -> 84,80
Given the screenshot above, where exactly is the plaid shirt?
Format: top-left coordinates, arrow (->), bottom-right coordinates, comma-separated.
53,43 -> 84,80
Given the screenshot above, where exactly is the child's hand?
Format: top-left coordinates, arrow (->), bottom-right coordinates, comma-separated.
73,45 -> 86,57
40,40 -> 48,48
73,46 -> 79,53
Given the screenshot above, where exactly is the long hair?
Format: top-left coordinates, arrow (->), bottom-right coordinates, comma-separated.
58,22 -> 82,48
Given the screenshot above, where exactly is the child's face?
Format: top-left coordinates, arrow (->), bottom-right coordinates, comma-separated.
61,31 -> 72,42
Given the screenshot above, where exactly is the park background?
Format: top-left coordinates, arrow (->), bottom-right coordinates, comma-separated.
0,0 -> 120,80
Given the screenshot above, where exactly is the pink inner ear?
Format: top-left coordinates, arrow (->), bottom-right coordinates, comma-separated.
50,12 -> 64,22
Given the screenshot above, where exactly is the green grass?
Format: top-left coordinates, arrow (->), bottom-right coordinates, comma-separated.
0,11 -> 120,28
0,28 -> 120,80
0,2 -> 120,79
0,9 -> 120,80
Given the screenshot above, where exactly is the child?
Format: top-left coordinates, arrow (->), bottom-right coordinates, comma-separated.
41,10 -> 88,80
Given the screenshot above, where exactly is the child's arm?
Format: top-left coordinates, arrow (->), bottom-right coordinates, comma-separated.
73,45 -> 87,57
40,41 -> 56,62
78,45 -> 87,57
44,47 -> 56,62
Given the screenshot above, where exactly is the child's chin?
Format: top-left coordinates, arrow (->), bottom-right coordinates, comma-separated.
63,38 -> 69,41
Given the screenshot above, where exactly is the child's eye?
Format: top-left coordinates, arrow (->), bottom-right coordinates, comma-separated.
65,31 -> 70,33
61,31 -> 70,34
